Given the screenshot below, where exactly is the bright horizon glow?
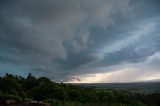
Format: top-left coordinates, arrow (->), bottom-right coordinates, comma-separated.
67,69 -> 160,83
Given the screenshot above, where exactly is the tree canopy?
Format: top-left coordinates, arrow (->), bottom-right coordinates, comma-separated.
0,73 -> 160,106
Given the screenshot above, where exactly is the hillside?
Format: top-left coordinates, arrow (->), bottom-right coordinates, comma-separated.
0,73 -> 160,106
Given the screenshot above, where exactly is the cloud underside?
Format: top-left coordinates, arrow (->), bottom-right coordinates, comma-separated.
0,0 -> 160,82
68,52 -> 160,83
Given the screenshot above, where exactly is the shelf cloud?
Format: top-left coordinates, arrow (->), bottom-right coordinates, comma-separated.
0,0 -> 160,82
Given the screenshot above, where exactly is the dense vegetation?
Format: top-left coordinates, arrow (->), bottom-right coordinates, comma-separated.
0,73 -> 160,106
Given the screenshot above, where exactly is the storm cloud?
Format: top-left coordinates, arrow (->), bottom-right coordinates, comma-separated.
0,0 -> 160,82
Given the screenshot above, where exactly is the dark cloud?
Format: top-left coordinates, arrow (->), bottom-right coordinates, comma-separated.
0,0 -> 160,82
0,0 -> 129,62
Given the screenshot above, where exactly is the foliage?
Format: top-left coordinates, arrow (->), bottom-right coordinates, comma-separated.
0,73 -> 160,106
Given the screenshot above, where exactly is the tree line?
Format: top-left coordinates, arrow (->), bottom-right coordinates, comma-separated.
0,73 -> 160,106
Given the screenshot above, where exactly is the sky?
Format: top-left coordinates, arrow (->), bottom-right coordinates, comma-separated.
0,0 -> 160,83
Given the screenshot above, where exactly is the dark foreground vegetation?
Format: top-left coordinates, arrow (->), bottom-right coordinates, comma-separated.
0,73 -> 160,106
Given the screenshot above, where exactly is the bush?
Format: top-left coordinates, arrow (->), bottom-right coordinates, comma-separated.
0,94 -> 22,104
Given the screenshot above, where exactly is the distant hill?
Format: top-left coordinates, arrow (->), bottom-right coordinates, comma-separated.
73,82 -> 160,93
144,79 -> 160,82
